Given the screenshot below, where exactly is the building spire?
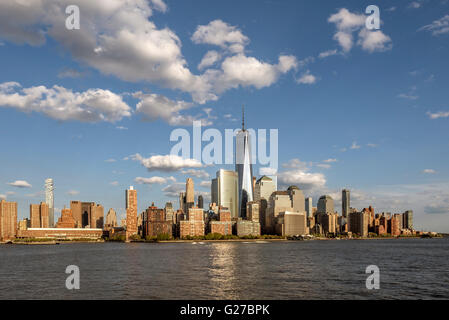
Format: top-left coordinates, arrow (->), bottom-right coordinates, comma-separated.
242,104 -> 245,131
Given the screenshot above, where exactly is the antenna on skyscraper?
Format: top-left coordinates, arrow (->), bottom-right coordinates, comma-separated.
242,104 -> 245,131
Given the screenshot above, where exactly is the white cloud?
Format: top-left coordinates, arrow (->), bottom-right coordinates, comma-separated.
398,93 -> 419,100
419,15 -> 449,36
427,111 -> 449,119
116,126 -> 128,130
316,164 -> 331,169
150,0 -> 168,13
277,169 -> 326,191
422,169 -> 437,174
0,81 -> 132,123
134,92 -> 211,126
181,169 -> 210,179
66,190 -> 79,196
208,54 -> 298,93
357,29 -> 392,53
135,176 -> 176,185
323,158 -> 338,163
328,8 -> 392,53
130,154 -> 203,172
408,1 -> 422,9
162,182 -> 185,197
350,142 -> 361,150
425,204 -> 449,214
318,49 -> 338,59
198,50 -> 222,70
200,180 -> 211,188
296,71 -> 317,84
110,181 -> 119,186
0,194 -> 6,200
192,19 -> 249,53
7,180 -> 32,188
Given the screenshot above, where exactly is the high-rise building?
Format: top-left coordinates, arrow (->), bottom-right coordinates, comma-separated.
254,176 -> 276,202
105,208 -> 117,228
56,207 -> 76,228
186,178 -> 195,210
197,195 -> 204,209
45,178 -> 54,227
342,189 -> 350,218
125,186 -> 138,241
288,186 -> 305,213
317,195 -> 334,214
179,192 -> 186,213
403,210 -> 413,230
0,200 -> 17,241
305,197 -> 313,219
29,202 -> 49,228
276,211 -> 307,236
235,106 -> 254,218
211,169 -> 239,219
349,210 -> 369,237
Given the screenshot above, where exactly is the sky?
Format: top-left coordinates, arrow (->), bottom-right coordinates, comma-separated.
0,0 -> 448,231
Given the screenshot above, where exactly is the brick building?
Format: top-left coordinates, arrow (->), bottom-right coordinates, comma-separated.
30,202 -> 49,228
180,208 -> 205,238
0,200 -> 17,241
56,207 -> 76,228
210,208 -> 233,236
143,204 -> 173,239
125,186 -> 138,241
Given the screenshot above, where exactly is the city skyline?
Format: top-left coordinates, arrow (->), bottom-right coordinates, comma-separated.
0,0 -> 449,232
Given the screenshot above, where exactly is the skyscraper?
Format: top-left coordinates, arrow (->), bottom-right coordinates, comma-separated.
211,169 -> 239,218
198,195 -> 204,209
254,176 -> 276,202
235,106 -> 254,218
342,189 -> 350,218
0,200 -> 17,241
317,195 -> 334,214
186,178 -> 194,211
45,178 -> 54,227
125,186 -> 137,241
305,197 -> 313,219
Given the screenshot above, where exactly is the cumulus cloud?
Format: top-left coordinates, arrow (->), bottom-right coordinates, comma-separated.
422,169 -> 437,174
162,182 -> 185,197
419,15 -> 449,36
135,176 -> 176,185
0,81 -> 132,123
296,71 -> 318,84
134,92 -> 211,126
181,169 -> 210,179
198,50 -> 222,70
199,180 -> 211,188
0,3 -> 299,104
427,111 -> 449,119
192,19 -> 249,53
7,180 -> 32,188
276,159 -> 326,190
130,154 -> 203,172
350,142 -> 361,150
328,8 -> 392,53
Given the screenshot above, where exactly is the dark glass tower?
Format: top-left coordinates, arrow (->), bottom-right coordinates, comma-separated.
235,106 -> 254,218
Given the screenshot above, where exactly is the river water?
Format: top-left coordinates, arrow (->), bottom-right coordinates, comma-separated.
0,238 -> 448,299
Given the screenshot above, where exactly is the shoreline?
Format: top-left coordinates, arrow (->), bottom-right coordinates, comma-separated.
2,236 -> 444,245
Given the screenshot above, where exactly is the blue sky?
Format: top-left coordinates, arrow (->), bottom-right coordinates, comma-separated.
0,0 -> 448,231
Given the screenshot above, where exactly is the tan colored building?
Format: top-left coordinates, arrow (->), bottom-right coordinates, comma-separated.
17,228 -> 103,240
349,210 -> 369,237
56,207 -> 76,228
105,208 -> 117,228
186,178 -> 195,210
0,200 -> 17,241
276,211 -> 307,236
125,186 -> 138,241
18,218 -> 30,231
30,202 -> 49,228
